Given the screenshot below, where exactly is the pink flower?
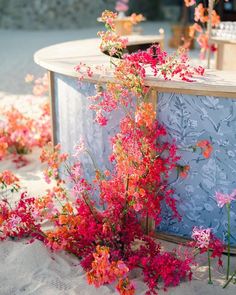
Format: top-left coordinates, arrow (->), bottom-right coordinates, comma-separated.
115,0 -> 129,12
8,214 -> 22,229
73,139 -> 86,157
215,190 -> 236,208
133,202 -> 143,212
191,226 -> 211,248
95,111 -> 108,126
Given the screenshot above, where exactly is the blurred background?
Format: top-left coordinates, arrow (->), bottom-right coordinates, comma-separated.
0,0 -> 235,30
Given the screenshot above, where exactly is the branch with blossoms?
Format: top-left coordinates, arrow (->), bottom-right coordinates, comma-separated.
78,10 -> 205,127
184,0 -> 220,59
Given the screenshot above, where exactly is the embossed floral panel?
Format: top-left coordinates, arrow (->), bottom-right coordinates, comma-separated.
54,74 -> 121,182
157,92 -> 236,245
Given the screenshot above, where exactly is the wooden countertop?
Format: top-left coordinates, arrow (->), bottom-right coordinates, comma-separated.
34,37 -> 236,98
212,37 -> 236,45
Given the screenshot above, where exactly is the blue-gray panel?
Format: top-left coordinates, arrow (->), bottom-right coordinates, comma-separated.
157,92 -> 236,245
54,73 -> 121,181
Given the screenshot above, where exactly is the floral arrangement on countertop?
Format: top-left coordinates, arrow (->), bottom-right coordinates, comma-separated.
0,9 -> 235,295
0,74 -> 51,166
184,0 -> 221,59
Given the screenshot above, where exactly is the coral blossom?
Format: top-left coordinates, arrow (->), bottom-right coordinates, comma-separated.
196,140 -> 213,158
184,0 -> 196,7
191,227 -> 224,266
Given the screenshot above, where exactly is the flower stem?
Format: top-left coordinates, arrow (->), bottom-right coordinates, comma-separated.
208,249 -> 213,284
223,270 -> 236,289
226,203 -> 231,280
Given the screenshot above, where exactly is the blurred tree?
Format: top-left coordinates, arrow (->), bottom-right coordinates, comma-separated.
129,0 -> 164,20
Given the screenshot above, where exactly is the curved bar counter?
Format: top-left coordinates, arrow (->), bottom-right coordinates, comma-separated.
34,36 -> 236,246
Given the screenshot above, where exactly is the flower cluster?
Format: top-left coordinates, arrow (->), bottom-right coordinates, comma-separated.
0,170 -> 20,193
191,226 -> 225,266
130,13 -> 145,25
196,140 -> 213,158
0,105 -> 51,162
98,30 -> 128,57
0,192 -> 44,241
25,73 -> 49,97
97,10 -> 144,57
40,143 -> 68,183
0,74 -> 51,164
142,250 -> 192,295
87,246 -> 134,294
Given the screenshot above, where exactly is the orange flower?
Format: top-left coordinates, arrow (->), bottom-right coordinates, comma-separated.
25,74 -> 34,83
63,203 -> 74,214
0,215 -> 4,226
87,246 -> 130,288
189,23 -> 202,39
135,102 -> 156,129
0,140 -> 8,159
116,278 -> 135,295
179,165 -> 190,179
196,140 -> 213,158
0,170 -> 19,186
194,3 -> 208,23
211,10 -> 220,27
58,214 -> 69,225
130,13 -> 145,25
35,195 -> 52,210
184,0 -> 196,7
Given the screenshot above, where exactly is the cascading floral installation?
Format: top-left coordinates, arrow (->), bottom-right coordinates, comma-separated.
184,0 -> 220,59
2,9 -> 233,295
